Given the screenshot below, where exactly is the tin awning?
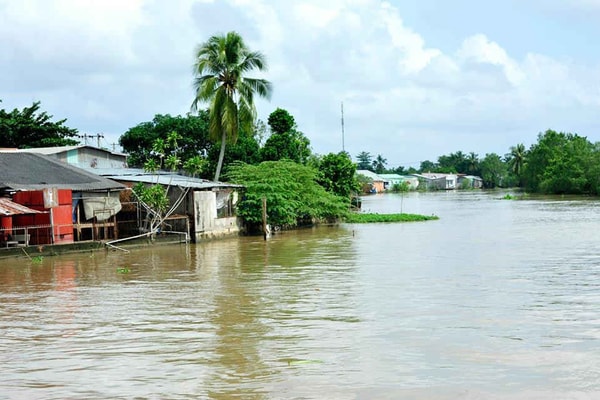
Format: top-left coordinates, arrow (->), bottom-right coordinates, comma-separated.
0,198 -> 45,216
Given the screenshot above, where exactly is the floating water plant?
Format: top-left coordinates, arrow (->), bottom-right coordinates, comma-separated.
31,256 -> 43,263
344,213 -> 438,223
116,267 -> 131,274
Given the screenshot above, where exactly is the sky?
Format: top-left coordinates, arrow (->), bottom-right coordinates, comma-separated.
2,0 -> 600,169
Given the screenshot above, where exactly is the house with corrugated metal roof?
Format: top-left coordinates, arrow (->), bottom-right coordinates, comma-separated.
6,145 -> 127,169
413,173 -> 458,190
5,145 -> 245,243
457,174 -> 483,189
0,153 -> 125,247
377,174 -> 420,190
356,169 -> 385,193
79,167 -> 244,242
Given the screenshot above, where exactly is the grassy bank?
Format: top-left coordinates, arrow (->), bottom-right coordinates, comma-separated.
344,213 -> 439,223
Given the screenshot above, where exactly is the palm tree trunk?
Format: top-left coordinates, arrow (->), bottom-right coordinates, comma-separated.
214,131 -> 227,181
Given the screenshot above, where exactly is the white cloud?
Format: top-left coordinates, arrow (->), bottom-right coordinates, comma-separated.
457,34 -> 525,86
2,0 -> 600,165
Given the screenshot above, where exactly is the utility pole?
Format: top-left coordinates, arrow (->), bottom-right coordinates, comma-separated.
77,134 -> 88,145
341,102 -> 345,152
77,133 -> 104,147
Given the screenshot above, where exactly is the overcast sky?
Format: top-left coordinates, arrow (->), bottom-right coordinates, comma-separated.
2,0 -> 600,168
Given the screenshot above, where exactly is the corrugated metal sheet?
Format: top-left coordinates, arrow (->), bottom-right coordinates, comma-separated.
0,198 -> 45,216
112,174 -> 243,189
0,145 -> 126,157
80,167 -> 243,190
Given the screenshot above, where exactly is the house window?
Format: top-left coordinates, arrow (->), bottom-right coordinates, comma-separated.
216,190 -> 235,218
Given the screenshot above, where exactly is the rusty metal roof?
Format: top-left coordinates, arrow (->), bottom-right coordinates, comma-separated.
0,198 -> 45,216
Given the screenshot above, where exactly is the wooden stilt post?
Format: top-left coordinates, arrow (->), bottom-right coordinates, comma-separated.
262,196 -> 268,240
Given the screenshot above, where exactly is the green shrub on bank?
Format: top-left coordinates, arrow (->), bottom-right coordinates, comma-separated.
344,213 -> 438,223
226,160 -> 349,229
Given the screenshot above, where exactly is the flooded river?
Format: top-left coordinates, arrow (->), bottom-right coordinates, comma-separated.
1,191 -> 599,399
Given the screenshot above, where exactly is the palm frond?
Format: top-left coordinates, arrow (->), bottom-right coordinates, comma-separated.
242,77 -> 272,100
240,51 -> 268,72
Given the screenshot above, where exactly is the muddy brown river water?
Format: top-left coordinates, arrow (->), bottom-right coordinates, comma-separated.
1,191 -> 599,399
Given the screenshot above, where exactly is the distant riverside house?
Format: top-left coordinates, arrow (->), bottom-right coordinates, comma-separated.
0,152 -> 125,246
356,170 -> 385,193
83,168 -> 244,242
457,174 -> 483,189
377,174 -> 419,190
6,145 -> 128,169
412,173 -> 458,190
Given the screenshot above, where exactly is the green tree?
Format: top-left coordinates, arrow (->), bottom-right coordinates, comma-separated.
226,160 -> 348,230
522,130 -> 596,193
391,165 -> 409,175
192,31 -> 272,182
524,130 -> 594,194
261,108 -> 311,163
356,173 -> 373,194
267,108 -> 295,134
419,160 -> 437,173
506,143 -> 526,187
316,151 -> 359,199
480,153 -> 507,188
438,151 -> 471,174
586,143 -> 600,195
356,151 -> 373,170
466,152 -> 481,176
120,112 -> 211,168
372,154 -> 387,173
0,100 -> 79,148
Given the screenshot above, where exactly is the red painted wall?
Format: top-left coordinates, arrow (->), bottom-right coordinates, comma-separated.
12,190 -> 74,245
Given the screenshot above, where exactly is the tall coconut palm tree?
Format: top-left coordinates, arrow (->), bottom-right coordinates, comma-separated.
192,31 -> 272,181
467,151 -> 480,175
508,143 -> 526,186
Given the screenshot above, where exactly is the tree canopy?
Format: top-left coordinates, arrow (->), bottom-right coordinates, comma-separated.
523,130 -> 598,194
0,100 -> 79,148
261,108 -> 311,163
316,151 -> 359,199
267,108 -> 295,135
226,160 -> 348,230
119,112 -> 212,168
356,151 -> 373,170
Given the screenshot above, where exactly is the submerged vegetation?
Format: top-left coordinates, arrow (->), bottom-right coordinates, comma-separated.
344,213 -> 439,223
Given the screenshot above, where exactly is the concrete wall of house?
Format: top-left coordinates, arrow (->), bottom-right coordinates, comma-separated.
193,191 -> 240,241
57,148 -> 127,169
372,181 -> 385,193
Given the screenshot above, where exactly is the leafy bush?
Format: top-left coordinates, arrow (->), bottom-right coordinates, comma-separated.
390,181 -> 410,192
226,160 -> 349,229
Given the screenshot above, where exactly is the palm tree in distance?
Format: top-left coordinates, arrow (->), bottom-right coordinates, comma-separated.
467,151 -> 480,175
192,31 -> 272,181
508,143 -> 526,186
372,154 -> 387,174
